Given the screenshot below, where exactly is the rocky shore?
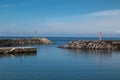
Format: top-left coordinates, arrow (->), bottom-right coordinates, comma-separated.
0,38 -> 53,47
58,40 -> 120,50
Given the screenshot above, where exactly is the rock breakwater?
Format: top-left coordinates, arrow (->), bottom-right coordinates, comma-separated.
0,38 -> 54,47
58,40 -> 120,50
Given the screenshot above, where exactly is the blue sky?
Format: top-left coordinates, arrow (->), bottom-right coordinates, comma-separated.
0,0 -> 120,37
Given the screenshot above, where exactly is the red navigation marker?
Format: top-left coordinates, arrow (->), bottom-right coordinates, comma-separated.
100,32 -> 102,40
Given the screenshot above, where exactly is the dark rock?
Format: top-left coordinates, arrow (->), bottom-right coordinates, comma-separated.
58,40 -> 120,50
0,38 -> 54,47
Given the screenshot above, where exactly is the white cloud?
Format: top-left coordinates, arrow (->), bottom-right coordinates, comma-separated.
116,30 -> 120,33
0,9 -> 120,36
37,9 -> 120,35
86,10 -> 120,16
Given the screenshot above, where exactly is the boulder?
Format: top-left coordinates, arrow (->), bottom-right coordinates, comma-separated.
58,40 -> 120,50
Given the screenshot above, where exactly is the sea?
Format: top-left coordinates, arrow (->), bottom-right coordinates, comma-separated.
0,37 -> 120,80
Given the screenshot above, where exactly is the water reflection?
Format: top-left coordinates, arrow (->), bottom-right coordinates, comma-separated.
0,52 -> 37,58
66,49 -> 112,55
65,49 -> 113,63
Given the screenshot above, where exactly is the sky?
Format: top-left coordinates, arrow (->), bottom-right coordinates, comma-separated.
0,0 -> 120,37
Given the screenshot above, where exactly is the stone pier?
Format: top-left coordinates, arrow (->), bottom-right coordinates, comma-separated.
58,40 -> 120,50
0,38 -> 54,47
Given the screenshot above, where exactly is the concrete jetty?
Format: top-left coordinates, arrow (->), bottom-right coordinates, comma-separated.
0,47 -> 37,54
58,40 -> 120,50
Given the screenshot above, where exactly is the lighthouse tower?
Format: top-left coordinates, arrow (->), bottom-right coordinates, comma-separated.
99,32 -> 102,41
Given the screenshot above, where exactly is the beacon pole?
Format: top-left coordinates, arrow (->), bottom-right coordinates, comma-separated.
100,32 -> 102,41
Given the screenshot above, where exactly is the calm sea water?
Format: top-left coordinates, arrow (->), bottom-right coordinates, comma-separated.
0,37 -> 120,80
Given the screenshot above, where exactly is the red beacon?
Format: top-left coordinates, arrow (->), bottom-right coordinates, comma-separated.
99,32 -> 102,41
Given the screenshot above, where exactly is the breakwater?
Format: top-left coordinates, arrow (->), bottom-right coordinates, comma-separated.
58,40 -> 120,50
0,47 -> 37,54
0,38 -> 53,47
